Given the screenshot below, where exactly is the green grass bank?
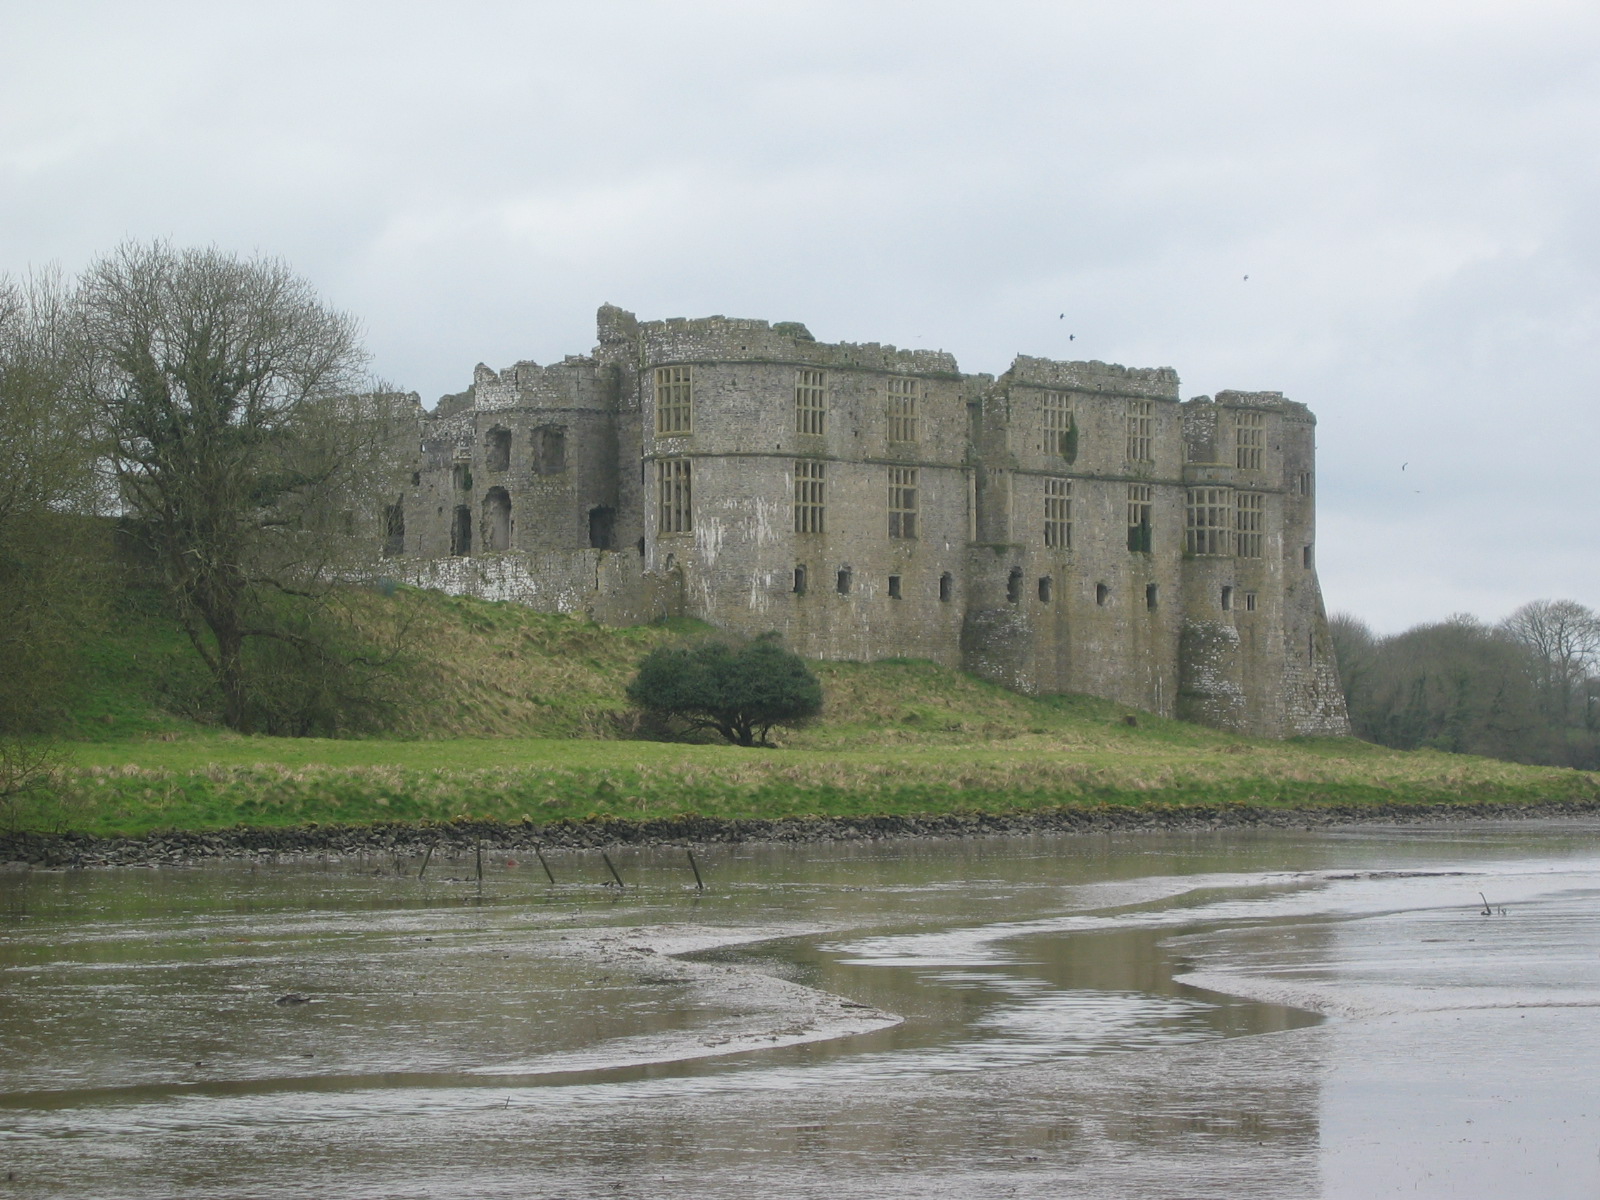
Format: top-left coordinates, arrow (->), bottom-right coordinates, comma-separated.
9,585 -> 1599,843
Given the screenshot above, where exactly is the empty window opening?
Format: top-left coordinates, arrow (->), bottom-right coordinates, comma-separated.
1302,544 -> 1314,568
1038,576 -> 1053,603
1126,399 -> 1154,463
588,506 -> 615,550
1236,492 -> 1264,558
1235,409 -> 1264,470
1244,591 -> 1258,612
1127,484 -> 1153,553
1221,585 -> 1234,611
1044,478 -> 1072,550
1186,487 -> 1231,555
888,467 -> 918,539
1044,391 -> 1077,461
453,463 -> 473,491
1095,582 -> 1110,606
664,553 -> 676,572
888,575 -> 902,600
482,487 -> 511,552
410,471 -> 421,487
533,426 -> 567,475
656,459 -> 692,533
382,500 -> 405,558
450,505 -> 472,556
837,567 -> 852,595
1146,583 -> 1159,610
1007,567 -> 1023,604
794,460 -> 825,533
939,572 -> 954,603
793,565 -> 807,595
636,537 -> 646,556
655,365 -> 693,435
795,369 -> 827,435
485,427 -> 511,472
887,377 -> 919,443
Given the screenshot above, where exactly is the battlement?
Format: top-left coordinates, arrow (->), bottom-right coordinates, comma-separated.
1003,354 -> 1181,400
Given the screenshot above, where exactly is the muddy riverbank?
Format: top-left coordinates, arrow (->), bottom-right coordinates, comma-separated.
6,797 -> 1600,868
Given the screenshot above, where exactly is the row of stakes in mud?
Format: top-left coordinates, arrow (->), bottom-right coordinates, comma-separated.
414,840 -> 705,891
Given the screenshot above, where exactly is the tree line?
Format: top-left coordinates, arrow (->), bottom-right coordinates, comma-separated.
1331,600 -> 1600,769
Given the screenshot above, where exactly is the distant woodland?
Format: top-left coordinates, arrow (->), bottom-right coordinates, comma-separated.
1331,601 -> 1600,769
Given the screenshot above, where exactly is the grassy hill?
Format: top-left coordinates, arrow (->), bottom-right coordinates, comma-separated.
12,585 -> 1599,838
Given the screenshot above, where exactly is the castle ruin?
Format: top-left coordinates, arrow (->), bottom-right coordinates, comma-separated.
388,305 -> 1348,738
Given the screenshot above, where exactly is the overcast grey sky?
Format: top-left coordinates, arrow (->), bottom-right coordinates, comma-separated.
5,0 -> 1597,632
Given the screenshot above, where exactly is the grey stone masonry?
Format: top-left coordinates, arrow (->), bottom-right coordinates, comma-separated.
387,306 -> 1348,738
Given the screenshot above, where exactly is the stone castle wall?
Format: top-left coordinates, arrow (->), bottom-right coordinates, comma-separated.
386,306 -> 1349,738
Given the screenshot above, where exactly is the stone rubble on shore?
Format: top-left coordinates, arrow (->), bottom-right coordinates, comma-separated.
4,800 -> 1599,870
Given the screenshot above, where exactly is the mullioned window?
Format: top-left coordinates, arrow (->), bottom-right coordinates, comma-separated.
655,366 -> 692,436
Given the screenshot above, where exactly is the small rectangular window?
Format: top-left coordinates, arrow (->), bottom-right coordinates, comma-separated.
1044,478 -> 1072,550
795,369 -> 826,435
888,575 -> 902,599
1126,399 -> 1154,463
654,365 -> 693,436
1145,583 -> 1159,610
1296,470 -> 1313,496
1221,585 -> 1233,611
794,460 -> 825,534
655,458 -> 692,533
1186,487 -> 1232,555
887,377 -> 919,443
1235,410 -> 1264,470
1236,492 -> 1264,558
793,565 -> 807,594
1126,484 -> 1152,553
889,467 -> 918,539
1244,591 -> 1258,612
1302,544 -> 1314,568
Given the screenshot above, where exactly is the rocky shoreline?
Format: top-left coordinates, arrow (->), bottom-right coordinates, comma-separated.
5,798 -> 1600,868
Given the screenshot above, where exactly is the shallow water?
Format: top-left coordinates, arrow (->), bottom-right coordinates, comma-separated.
3,821 -> 1599,1197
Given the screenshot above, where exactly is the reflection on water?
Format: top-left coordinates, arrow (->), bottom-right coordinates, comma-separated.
2,821 -> 1599,1197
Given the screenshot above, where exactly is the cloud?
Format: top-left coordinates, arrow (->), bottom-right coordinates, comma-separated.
4,0 -> 1599,631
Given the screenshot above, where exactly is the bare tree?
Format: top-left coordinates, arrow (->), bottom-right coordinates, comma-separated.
0,267 -> 106,733
1499,599 -> 1600,729
80,242 -> 415,732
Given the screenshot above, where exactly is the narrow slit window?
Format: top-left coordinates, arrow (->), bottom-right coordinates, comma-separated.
1038,576 -> 1053,603
939,572 -> 953,602
654,365 -> 693,435
793,565 -> 807,595
837,567 -> 852,595
1221,585 -> 1234,611
1146,583 -> 1159,610
1007,567 -> 1023,604
1302,544 -> 1314,568
888,575 -> 902,600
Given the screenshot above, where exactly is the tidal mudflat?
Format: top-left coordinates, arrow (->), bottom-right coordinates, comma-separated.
3,821 -> 1598,1198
